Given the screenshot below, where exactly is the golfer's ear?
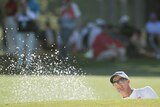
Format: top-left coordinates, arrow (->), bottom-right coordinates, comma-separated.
127,79 -> 130,84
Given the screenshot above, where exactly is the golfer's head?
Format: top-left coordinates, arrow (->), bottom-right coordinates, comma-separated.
110,71 -> 130,93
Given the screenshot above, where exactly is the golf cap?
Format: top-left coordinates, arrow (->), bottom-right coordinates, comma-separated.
110,71 -> 129,83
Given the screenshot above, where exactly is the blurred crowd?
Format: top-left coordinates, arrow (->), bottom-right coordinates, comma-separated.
0,0 -> 160,67
0,0 -> 40,67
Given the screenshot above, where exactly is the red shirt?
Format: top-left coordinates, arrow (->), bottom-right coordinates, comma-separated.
61,4 -> 75,19
5,0 -> 17,16
93,32 -> 123,58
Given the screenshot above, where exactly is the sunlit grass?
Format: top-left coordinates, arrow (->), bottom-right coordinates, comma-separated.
0,75 -> 159,107
0,99 -> 160,107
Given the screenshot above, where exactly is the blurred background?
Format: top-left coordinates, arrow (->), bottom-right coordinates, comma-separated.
0,0 -> 160,76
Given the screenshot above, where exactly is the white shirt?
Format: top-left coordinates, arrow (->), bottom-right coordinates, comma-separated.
17,9 -> 37,22
124,86 -> 159,99
88,25 -> 102,48
71,2 -> 81,18
145,21 -> 160,34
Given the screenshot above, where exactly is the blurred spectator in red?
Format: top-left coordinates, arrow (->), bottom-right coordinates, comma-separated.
84,19 -> 105,59
92,32 -> 126,61
4,0 -> 18,55
85,19 -> 126,61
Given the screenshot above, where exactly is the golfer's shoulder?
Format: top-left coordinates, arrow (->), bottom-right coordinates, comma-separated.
135,86 -> 153,93
139,86 -> 155,93
143,86 -> 154,91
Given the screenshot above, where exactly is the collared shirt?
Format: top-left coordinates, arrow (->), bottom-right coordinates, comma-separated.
124,86 -> 159,99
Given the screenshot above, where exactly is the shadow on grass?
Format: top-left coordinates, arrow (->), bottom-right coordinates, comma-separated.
73,56 -> 160,77
0,54 -> 160,77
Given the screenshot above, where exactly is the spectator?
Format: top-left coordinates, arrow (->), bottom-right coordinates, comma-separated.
146,12 -> 160,36
118,15 -> 143,58
84,19 -> 105,59
145,12 -> 160,59
69,22 -> 84,52
0,8 -> 5,55
27,0 -> 40,16
41,21 -> 56,50
118,15 -> 136,46
4,0 -> 18,55
81,22 -> 95,50
58,0 -> 81,61
87,19 -> 104,49
16,0 -> 39,67
92,31 -> 126,61
27,0 -> 40,48
129,29 -> 154,58
85,19 -> 126,61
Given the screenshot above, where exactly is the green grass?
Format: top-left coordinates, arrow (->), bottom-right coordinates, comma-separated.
0,55 -> 160,106
0,75 -> 159,107
1,99 -> 160,107
72,55 -> 160,76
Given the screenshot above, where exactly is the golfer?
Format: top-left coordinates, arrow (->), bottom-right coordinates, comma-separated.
110,71 -> 159,99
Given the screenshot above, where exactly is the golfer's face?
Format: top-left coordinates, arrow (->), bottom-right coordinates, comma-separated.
112,76 -> 129,94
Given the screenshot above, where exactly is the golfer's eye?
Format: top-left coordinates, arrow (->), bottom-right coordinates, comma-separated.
112,80 -> 119,86
118,78 -> 127,83
113,82 -> 118,86
118,80 -> 124,84
112,78 -> 127,85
